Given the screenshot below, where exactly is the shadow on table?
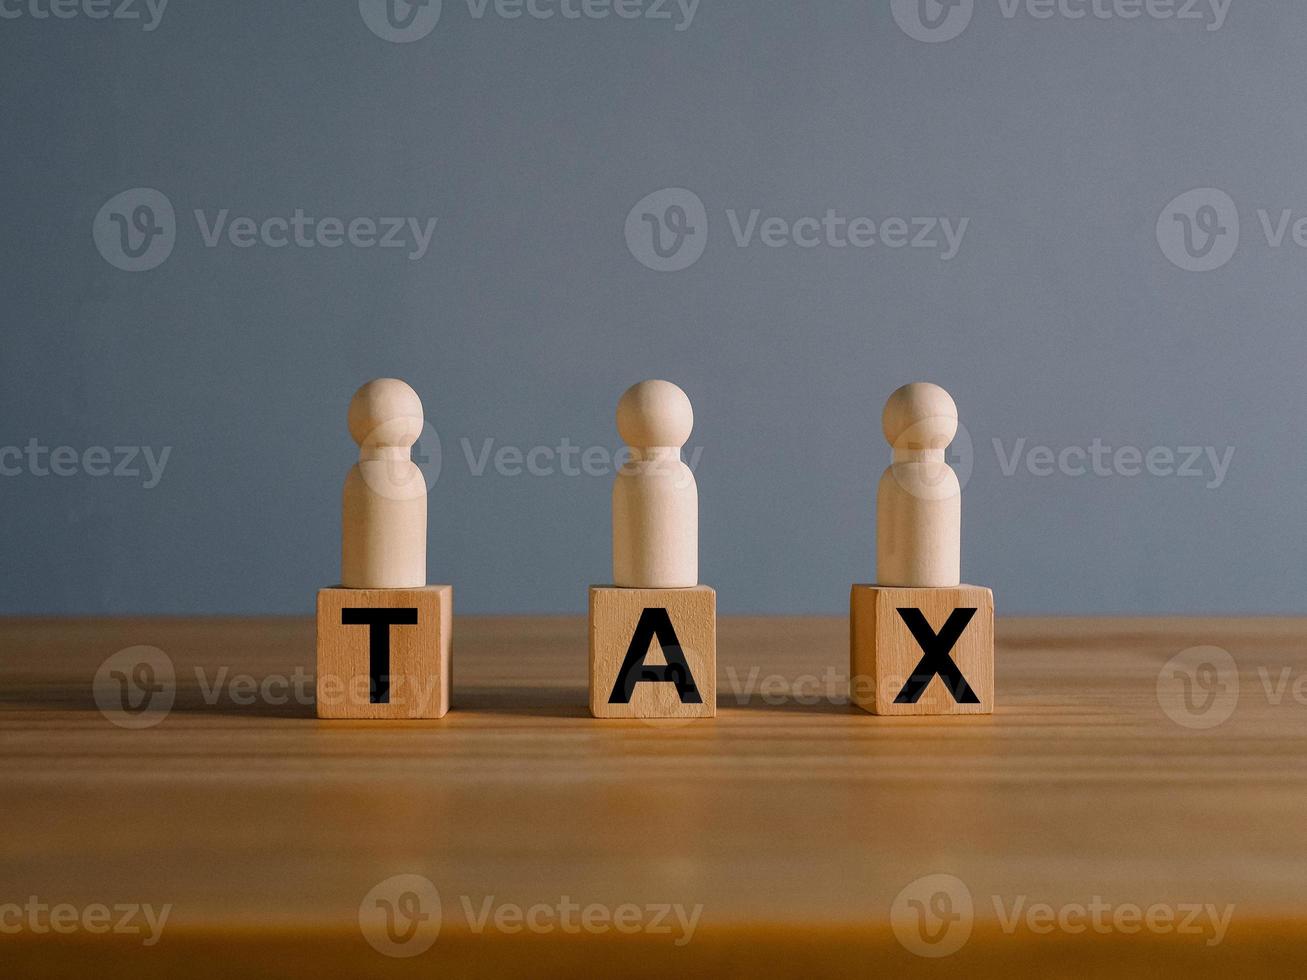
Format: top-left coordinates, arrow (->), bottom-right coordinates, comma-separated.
453,686 -> 591,718
0,686 -> 319,720
722,694 -> 860,715
2,684 -> 860,721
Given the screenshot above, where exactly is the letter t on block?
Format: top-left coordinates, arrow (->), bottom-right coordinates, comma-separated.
316,586 -> 451,719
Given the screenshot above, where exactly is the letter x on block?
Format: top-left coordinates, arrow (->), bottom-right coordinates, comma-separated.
894,607 -> 980,705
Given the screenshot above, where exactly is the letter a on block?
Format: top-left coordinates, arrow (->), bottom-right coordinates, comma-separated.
609,608 -> 703,705
589,380 -> 716,720
589,584 -> 716,719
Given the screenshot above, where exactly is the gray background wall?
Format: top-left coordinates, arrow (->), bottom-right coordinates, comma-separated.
1,0 -> 1301,616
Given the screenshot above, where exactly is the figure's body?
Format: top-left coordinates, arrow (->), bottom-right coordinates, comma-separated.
876,382 -> 961,588
341,378 -> 427,589
612,380 -> 698,588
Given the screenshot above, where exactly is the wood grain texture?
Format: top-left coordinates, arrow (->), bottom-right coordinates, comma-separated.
850,584 -> 994,715
3,616 -> 1307,978
588,586 -> 715,718
315,586 -> 451,719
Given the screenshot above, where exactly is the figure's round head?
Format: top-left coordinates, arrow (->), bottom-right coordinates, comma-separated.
616,379 -> 694,448
348,378 -> 424,448
882,382 -> 958,450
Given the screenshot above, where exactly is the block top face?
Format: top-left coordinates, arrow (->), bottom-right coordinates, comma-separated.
320,584 -> 451,594
590,584 -> 713,593
852,583 -> 989,595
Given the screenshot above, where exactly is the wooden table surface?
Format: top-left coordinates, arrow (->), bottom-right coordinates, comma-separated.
2,616 -> 1306,977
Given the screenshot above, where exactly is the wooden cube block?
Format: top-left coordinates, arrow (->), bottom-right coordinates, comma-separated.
589,585 -> 716,719
849,584 -> 993,716
316,585 -> 452,720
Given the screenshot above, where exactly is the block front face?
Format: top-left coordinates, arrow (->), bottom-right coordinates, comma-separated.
589,586 -> 716,719
850,584 -> 993,716
316,586 -> 452,720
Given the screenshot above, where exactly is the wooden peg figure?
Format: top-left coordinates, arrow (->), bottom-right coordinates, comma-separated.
316,378 -> 451,720
876,382 -> 961,588
851,382 -> 993,716
613,379 -> 698,589
341,378 -> 427,590
590,380 -> 716,719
